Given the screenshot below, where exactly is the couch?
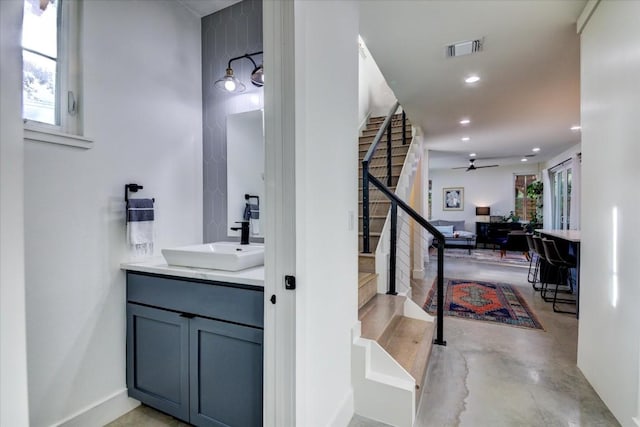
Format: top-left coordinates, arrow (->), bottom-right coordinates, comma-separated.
429,219 -> 476,253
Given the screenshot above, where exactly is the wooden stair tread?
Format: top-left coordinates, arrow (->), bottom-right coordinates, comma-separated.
358,253 -> 376,274
358,294 -> 406,341
358,275 -> 378,309
358,187 -> 396,192
358,272 -> 376,287
359,162 -> 404,169
359,138 -> 410,146
362,128 -> 411,137
379,316 -> 435,390
358,231 -> 381,237
360,153 -> 407,159
358,200 -> 391,204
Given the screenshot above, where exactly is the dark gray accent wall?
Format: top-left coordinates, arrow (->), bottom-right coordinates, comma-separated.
202,0 -> 263,242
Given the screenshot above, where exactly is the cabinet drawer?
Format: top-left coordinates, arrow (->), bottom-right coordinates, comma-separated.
127,272 -> 264,328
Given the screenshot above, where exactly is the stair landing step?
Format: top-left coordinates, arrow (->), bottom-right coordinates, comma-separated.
380,316 -> 435,391
359,294 -> 406,341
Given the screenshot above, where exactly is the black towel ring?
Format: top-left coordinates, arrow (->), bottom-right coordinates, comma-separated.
125,183 -> 154,203
244,193 -> 259,206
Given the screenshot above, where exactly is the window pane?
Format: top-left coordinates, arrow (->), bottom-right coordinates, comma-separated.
514,174 -> 537,221
567,169 -> 572,229
23,50 -> 56,125
22,0 -> 58,58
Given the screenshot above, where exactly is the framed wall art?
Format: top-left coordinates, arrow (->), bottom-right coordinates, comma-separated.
443,187 -> 464,211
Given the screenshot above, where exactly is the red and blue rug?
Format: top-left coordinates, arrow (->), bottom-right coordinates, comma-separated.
423,278 -> 544,330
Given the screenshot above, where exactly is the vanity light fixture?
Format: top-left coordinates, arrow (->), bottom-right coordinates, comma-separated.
214,51 -> 264,93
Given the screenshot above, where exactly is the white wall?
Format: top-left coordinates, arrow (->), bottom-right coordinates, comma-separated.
578,2 -> 640,426
429,163 -> 540,230
0,0 -> 30,425
294,1 -> 359,425
23,2 -> 203,425
358,37 -> 396,126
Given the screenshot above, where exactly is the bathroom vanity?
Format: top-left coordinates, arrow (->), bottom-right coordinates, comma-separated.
121,260 -> 264,427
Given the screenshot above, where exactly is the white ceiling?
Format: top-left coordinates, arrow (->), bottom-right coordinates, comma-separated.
359,0 -> 586,170
177,0 -> 241,17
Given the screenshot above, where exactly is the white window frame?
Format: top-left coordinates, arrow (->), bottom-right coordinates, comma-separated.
550,161 -> 573,230
22,0 -> 93,149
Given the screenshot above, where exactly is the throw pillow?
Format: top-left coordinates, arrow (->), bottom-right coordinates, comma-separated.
434,225 -> 454,235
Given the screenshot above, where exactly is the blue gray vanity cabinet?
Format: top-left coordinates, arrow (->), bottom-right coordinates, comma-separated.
126,272 -> 264,427
127,304 -> 190,420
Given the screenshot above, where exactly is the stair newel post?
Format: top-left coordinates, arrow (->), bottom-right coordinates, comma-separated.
388,200 -> 398,295
402,111 -> 407,146
362,162 -> 371,254
434,242 -> 447,346
386,120 -> 392,187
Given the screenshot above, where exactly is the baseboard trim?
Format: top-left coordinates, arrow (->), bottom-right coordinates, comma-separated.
55,388 -> 139,427
328,389 -> 354,427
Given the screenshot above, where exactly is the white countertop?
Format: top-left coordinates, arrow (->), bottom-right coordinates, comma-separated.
535,229 -> 581,243
121,257 -> 265,287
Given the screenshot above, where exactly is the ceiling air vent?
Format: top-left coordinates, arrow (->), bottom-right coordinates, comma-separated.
446,39 -> 483,58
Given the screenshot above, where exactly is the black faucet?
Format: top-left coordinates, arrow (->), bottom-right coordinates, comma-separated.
230,221 -> 250,245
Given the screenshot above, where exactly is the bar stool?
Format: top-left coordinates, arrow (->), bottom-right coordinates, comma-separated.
541,238 -> 577,314
531,236 -> 549,293
525,234 -> 540,290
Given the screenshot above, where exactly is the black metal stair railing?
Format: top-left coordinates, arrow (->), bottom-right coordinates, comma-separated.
361,102 -> 447,346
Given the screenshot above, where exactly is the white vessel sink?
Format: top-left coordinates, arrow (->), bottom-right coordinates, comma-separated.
162,242 -> 264,271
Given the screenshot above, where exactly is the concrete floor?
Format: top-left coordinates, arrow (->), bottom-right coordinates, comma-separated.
109,255 -> 619,427
412,255 -> 619,427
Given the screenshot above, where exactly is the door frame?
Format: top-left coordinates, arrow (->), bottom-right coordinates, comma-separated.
263,1 -> 296,426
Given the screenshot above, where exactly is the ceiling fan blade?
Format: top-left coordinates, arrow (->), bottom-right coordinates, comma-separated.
452,166 -> 468,170
475,165 -> 499,169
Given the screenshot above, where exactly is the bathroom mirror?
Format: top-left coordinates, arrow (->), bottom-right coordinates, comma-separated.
227,109 -> 264,238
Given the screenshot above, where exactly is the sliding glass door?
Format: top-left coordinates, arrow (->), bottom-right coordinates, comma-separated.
551,165 -> 572,230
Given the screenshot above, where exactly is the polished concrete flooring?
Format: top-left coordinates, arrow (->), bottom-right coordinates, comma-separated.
412,255 -> 619,426
109,255 -> 618,427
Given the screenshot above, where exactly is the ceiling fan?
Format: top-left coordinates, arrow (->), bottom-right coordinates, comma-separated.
452,158 -> 499,172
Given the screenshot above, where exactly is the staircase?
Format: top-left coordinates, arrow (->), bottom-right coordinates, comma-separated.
353,113 -> 436,427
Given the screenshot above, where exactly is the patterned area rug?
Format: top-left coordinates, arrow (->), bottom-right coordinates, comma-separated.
436,248 -> 530,268
423,278 -> 544,330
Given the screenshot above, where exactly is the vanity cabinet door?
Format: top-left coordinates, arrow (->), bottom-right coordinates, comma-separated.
127,303 -> 190,422
189,317 -> 263,427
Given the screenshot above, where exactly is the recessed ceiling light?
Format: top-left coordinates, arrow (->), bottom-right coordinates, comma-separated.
532,147 -> 541,152
459,119 -> 471,125
521,158 -> 528,162
570,125 -> 581,131
465,75 -> 480,84
461,136 -> 470,141
469,153 -> 476,157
